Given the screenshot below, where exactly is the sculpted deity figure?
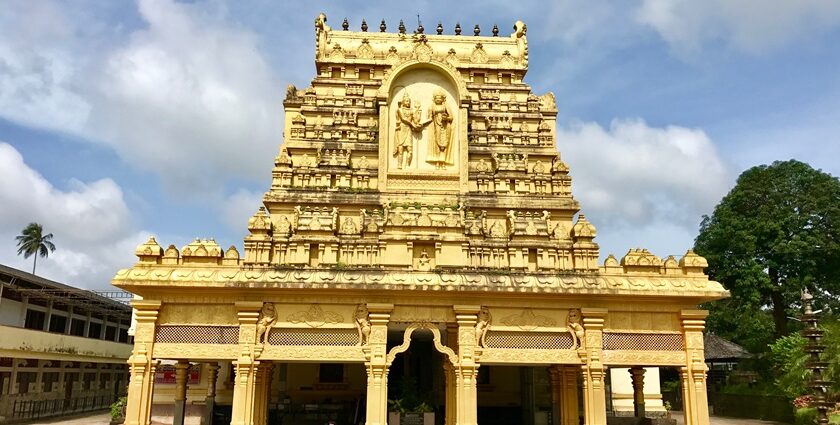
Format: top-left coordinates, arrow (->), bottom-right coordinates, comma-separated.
354,304 -> 371,346
256,303 -> 277,345
567,308 -> 585,350
393,92 -> 426,169
314,13 -> 331,57
426,90 -> 455,169
417,249 -> 431,271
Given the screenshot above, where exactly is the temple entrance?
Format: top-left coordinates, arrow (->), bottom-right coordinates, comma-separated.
269,361 -> 366,425
386,325 -> 454,425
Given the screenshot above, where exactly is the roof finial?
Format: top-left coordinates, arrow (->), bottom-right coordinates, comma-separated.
474,24 -> 480,36
399,20 -> 406,34
361,19 -> 368,32
436,22 -> 443,35
380,19 -> 386,32
455,22 -> 462,35
492,24 -> 499,36
342,18 -> 349,31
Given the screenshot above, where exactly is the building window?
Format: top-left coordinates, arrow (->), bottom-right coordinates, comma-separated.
24,309 -> 46,330
48,315 -> 67,333
17,372 -> 36,394
70,319 -> 86,337
42,372 -> 59,392
118,328 -> 129,343
105,326 -> 117,341
83,373 -> 96,390
319,364 -> 344,383
88,322 -> 102,339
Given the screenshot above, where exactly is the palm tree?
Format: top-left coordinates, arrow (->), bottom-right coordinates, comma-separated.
15,223 -> 56,274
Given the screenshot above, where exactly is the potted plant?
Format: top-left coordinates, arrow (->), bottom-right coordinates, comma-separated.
387,378 -> 435,425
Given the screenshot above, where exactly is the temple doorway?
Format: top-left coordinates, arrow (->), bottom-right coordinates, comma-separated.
386,326 -> 451,425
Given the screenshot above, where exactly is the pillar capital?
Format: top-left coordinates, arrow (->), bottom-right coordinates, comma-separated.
581,308 -> 607,329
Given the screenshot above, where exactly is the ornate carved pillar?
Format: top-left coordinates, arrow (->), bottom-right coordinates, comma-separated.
454,305 -> 481,425
253,362 -> 273,425
581,308 -> 607,425
231,302 -> 263,425
681,310 -> 710,425
549,365 -> 580,425
173,360 -> 190,425
203,362 -> 220,425
549,366 -> 562,425
364,303 -> 393,425
445,324 -> 459,425
124,300 -> 161,425
562,366 -> 580,425
630,367 -> 645,418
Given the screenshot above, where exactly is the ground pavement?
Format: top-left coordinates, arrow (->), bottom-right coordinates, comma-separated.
29,410 -> 785,425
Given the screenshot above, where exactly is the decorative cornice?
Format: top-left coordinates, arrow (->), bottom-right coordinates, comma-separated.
113,267 -> 728,299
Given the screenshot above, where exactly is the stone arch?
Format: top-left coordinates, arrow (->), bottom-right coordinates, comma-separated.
386,322 -> 459,366
377,59 -> 468,105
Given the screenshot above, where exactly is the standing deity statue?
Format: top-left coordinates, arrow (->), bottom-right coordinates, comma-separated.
393,92 -> 426,169
426,90 -> 455,169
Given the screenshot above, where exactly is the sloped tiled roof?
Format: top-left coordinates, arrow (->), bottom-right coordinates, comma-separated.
705,333 -> 752,361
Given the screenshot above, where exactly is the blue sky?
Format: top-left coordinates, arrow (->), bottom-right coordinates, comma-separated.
1,0 -> 839,289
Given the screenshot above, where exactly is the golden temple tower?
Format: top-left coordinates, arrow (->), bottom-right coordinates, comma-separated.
115,14 -> 726,425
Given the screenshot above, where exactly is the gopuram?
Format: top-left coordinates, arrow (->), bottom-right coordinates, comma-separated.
114,14 -> 728,425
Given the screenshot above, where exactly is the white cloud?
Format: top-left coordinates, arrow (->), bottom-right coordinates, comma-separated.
220,188 -> 264,234
0,0 -> 282,197
557,119 -> 733,256
0,142 -> 147,289
637,0 -> 840,55
87,0 -> 282,196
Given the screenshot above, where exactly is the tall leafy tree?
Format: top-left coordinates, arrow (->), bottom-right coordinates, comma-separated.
15,222 -> 56,274
695,160 -> 840,338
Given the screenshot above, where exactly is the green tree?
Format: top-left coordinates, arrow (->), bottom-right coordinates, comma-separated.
695,160 -> 840,338
15,222 -> 56,274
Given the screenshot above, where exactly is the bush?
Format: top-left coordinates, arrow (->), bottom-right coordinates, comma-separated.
769,333 -> 809,398
110,397 -> 127,421
796,408 -> 817,425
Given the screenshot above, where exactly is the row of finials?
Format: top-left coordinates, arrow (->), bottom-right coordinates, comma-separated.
339,18 -> 508,37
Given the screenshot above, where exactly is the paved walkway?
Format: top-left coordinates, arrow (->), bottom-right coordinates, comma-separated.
26,412 -> 111,425
28,410 -> 786,425
672,411 -> 783,425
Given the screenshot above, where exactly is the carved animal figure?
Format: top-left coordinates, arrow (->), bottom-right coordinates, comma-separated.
256,303 -> 277,344
567,308 -> 585,350
354,305 -> 371,346
475,307 -> 492,348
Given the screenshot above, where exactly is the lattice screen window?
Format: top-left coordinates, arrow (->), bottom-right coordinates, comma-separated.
602,332 -> 684,351
268,328 -> 358,346
154,326 -> 239,344
484,331 -> 574,350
